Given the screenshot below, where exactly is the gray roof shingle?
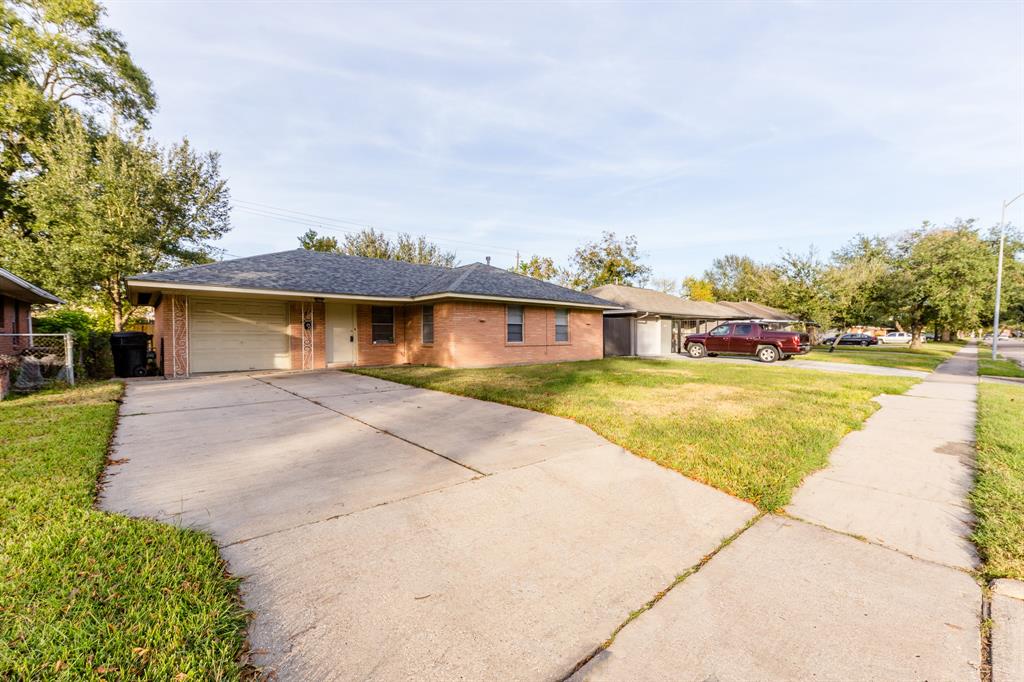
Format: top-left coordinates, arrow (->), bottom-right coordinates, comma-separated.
129,250 -> 616,308
585,284 -> 741,318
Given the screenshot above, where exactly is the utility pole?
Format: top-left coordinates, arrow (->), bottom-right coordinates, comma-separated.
993,192 -> 1024,360
515,250 -> 520,270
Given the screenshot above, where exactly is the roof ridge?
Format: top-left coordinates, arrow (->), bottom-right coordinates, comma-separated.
415,262 -> 480,296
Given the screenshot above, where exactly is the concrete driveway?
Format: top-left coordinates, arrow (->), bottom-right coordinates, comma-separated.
102,370 -> 755,680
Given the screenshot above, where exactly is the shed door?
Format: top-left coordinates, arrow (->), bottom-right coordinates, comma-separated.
189,297 -> 290,373
603,317 -> 633,356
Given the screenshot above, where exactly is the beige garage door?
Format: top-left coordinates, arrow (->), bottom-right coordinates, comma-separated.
189,297 -> 290,373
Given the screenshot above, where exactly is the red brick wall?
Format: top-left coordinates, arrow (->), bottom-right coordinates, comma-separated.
355,304 -> 410,366
0,295 -> 31,356
438,302 -> 603,368
353,301 -> 601,367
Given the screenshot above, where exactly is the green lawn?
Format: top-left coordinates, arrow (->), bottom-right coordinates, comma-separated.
0,384 -> 249,680
805,341 -> 965,371
978,356 -> 1024,379
355,359 -> 915,511
971,382 -> 1024,581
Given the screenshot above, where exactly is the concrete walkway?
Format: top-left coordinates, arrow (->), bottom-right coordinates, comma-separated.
103,371 -> 755,680
575,344 -> 985,680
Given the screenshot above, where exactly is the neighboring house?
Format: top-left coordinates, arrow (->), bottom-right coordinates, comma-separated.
585,284 -> 800,357
0,268 -> 64,356
126,250 -> 619,377
714,300 -> 801,322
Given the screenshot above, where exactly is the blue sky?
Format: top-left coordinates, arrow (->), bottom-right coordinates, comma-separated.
105,0 -> 1023,280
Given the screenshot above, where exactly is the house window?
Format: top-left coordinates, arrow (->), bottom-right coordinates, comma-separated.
421,305 -> 434,344
555,308 -> 569,342
506,305 -> 524,343
371,306 -> 395,344
12,301 -> 20,334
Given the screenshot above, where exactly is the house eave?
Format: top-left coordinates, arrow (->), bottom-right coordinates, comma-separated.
126,280 -> 619,310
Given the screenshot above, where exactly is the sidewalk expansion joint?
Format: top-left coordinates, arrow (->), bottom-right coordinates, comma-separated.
251,376 -> 487,477
558,512 -> 767,681
777,511 -> 978,575
979,589 -> 993,682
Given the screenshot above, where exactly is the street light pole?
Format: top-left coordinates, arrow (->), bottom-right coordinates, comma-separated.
993,191 -> 1024,360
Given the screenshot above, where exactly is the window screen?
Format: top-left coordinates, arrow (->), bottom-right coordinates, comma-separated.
421,305 -> 434,344
507,305 -> 524,343
371,306 -> 395,343
555,309 -> 569,342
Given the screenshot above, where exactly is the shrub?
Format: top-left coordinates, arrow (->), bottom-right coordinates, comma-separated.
32,310 -> 115,379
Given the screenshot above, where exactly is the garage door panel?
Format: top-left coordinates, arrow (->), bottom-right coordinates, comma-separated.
190,298 -> 290,373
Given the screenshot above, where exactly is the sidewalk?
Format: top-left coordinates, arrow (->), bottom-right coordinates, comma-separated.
574,344 -> 985,681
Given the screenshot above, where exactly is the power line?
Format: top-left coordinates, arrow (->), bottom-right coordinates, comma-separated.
231,199 -> 519,255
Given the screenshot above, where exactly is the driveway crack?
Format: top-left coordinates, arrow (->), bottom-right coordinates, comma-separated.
250,376 -> 487,476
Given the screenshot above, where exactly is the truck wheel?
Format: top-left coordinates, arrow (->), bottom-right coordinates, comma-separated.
757,345 -> 779,363
687,343 -> 706,358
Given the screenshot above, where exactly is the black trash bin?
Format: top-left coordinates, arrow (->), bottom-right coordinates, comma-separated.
110,332 -> 150,377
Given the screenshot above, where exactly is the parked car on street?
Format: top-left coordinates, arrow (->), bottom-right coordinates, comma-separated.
684,321 -> 810,363
879,331 -> 912,344
819,333 -> 879,347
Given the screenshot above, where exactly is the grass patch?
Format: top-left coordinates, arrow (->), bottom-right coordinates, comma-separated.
971,382 -> 1024,581
354,358 -> 915,511
0,383 -> 249,680
806,341 -> 964,371
978,356 -> 1024,379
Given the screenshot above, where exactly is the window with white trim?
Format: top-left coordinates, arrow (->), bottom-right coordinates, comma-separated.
506,305 -> 524,343
421,305 -> 434,344
555,308 -> 569,342
371,306 -> 395,344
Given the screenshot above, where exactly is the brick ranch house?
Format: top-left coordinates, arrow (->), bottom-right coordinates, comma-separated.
126,250 -> 619,377
1,267 -> 64,356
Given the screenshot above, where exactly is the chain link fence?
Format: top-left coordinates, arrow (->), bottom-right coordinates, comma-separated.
0,333 -> 75,396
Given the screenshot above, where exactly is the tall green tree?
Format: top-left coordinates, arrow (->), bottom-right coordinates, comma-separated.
681,276 -> 716,302
298,227 -> 457,267
3,113 -> 230,329
822,235 -> 892,342
564,231 -> 651,290
703,254 -> 776,301
298,228 -> 339,252
649,277 -> 678,295
769,248 -> 833,327
1,0 -> 155,226
511,254 -> 560,281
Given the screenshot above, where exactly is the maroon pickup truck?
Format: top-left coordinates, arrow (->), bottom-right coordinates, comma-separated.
684,321 -> 810,363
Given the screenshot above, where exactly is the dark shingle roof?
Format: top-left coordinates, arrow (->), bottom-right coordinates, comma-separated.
129,250 -> 616,308
585,284 -> 740,318
0,267 -> 64,305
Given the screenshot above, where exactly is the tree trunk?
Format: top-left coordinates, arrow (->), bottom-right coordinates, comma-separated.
110,281 -> 124,332
829,326 -> 848,353
941,328 -> 953,342
910,326 -> 924,349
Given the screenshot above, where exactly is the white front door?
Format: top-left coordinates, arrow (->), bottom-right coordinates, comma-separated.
326,302 -> 356,365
